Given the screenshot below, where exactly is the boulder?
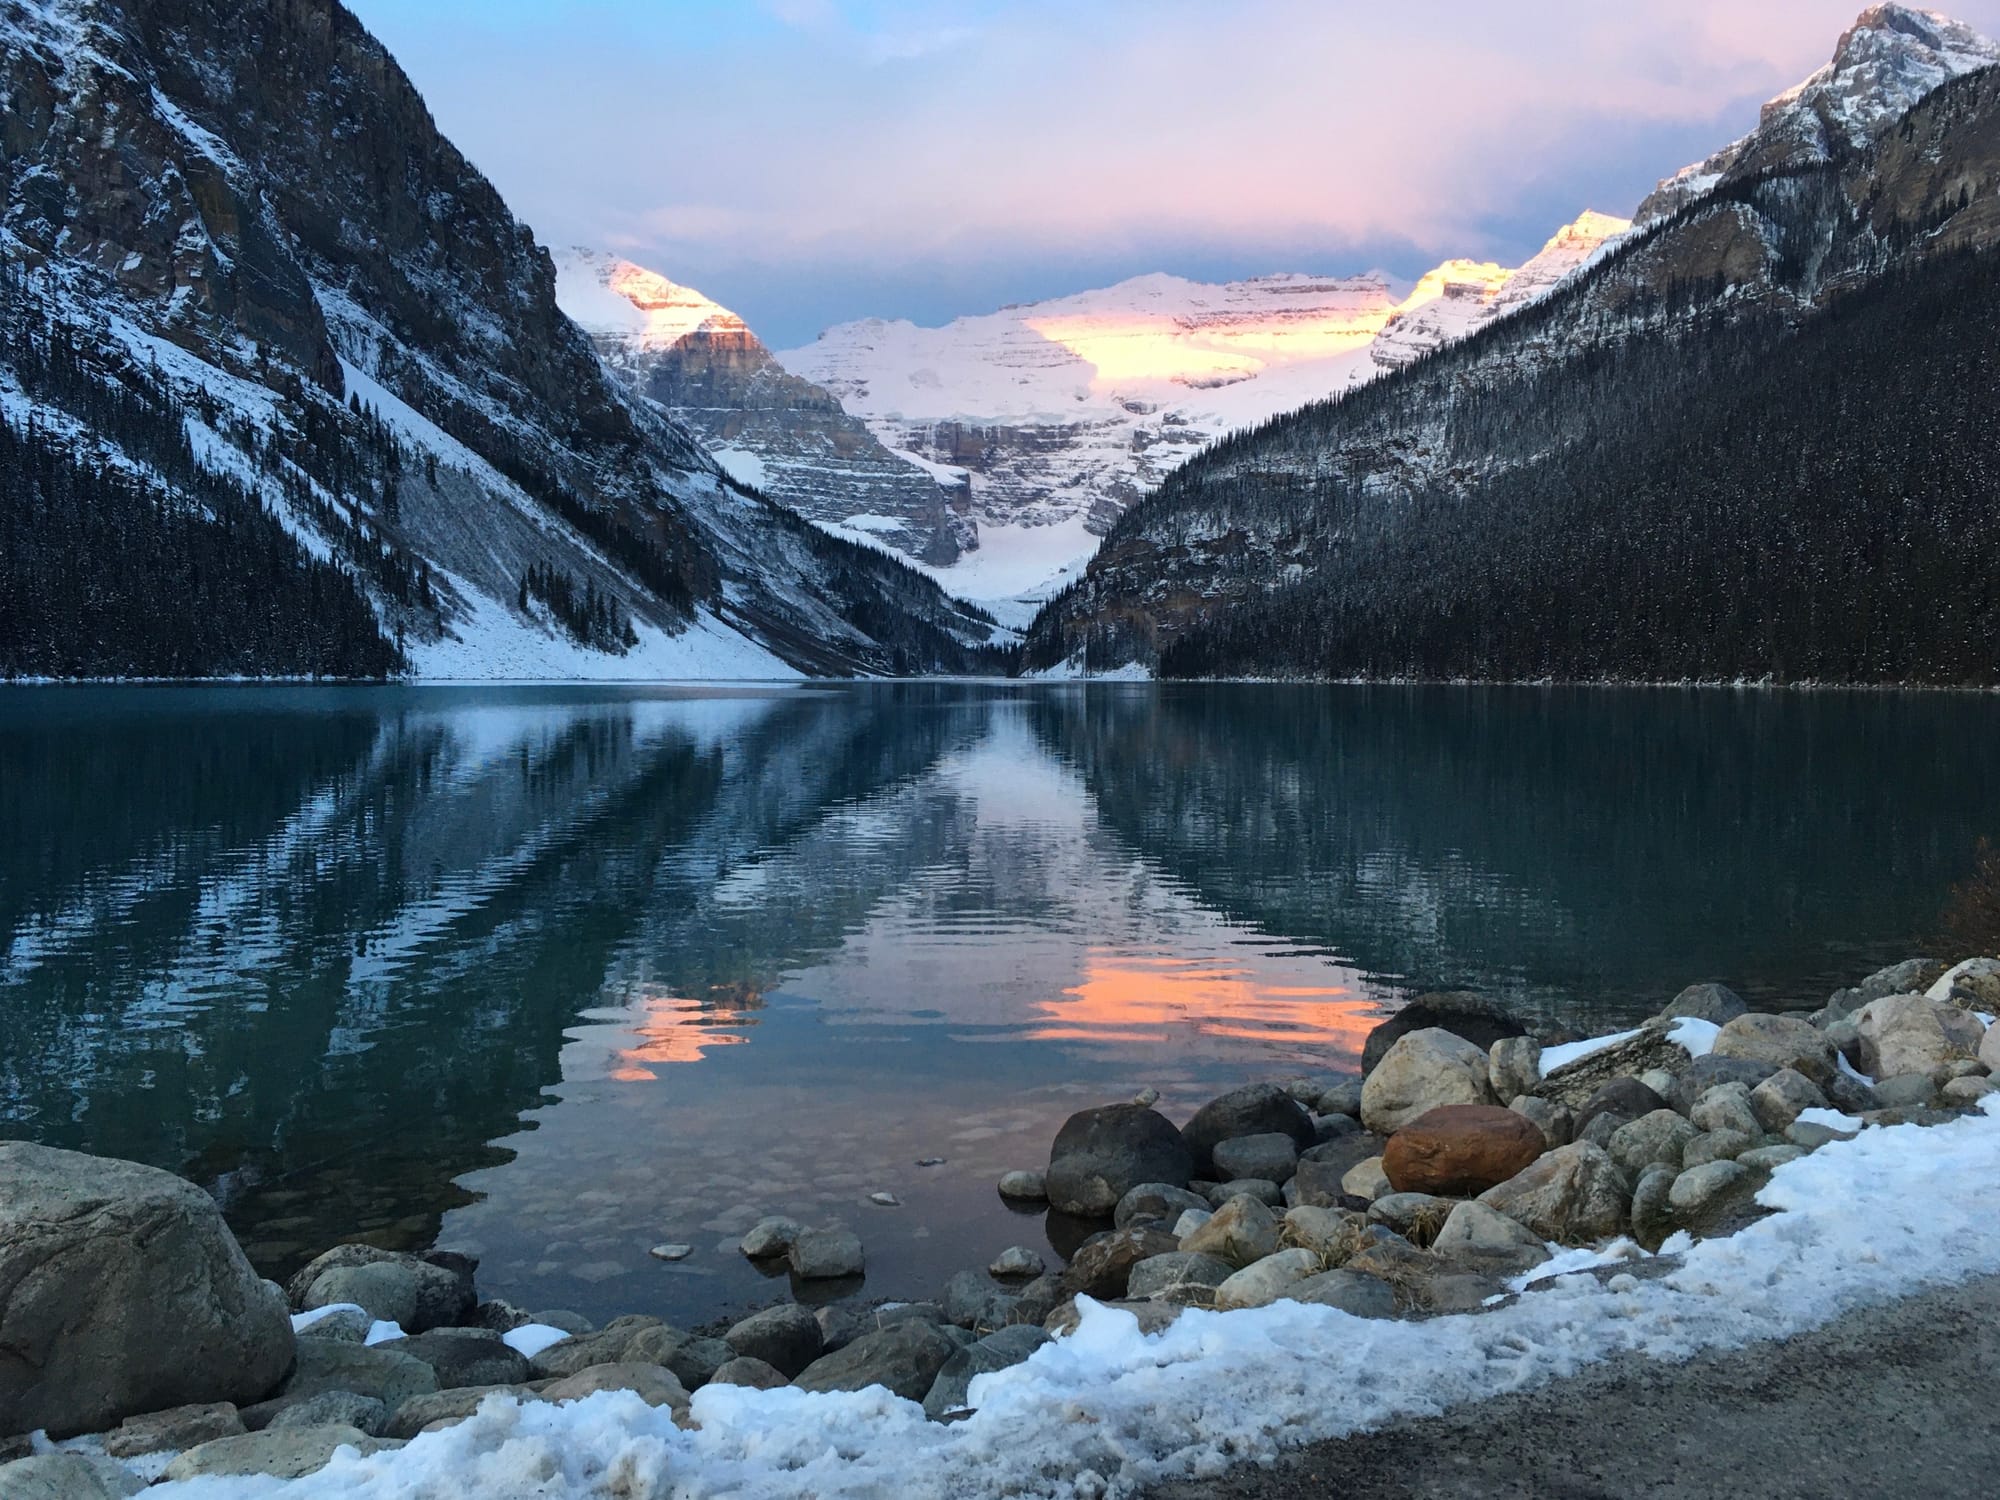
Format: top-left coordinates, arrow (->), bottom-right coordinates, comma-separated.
1824,958 -> 1933,1020
1508,1095 -> 1574,1149
789,1228 -> 865,1281
1668,1160 -> 1750,1216
1006,1275 -> 1068,1329
1171,1208 -> 1213,1239
1942,1076 -> 1998,1105
1629,1164 -> 1678,1250
1430,1200 -> 1552,1275
1788,1119 -> 1858,1149
921,1325 -> 1050,1420
1288,1270 -> 1398,1318
1574,1076 -> 1668,1136
1689,1083 -> 1761,1139
1361,1029 -> 1497,1135
1682,1129 -> 1755,1168
1340,1157 -> 1392,1201
793,1322 -> 958,1402
989,1246 -> 1047,1279
1060,1227 -> 1180,1299
103,1402 -> 246,1459
1854,994 -> 1983,1079
1114,1182 -> 1210,1229
1126,1252 -> 1237,1301
1178,1195 -> 1281,1268
1488,1036 -> 1542,1103
1669,1055 -> 1781,1112
1342,1226 -> 1433,1283
1536,1026 -> 1696,1109
281,1338 -> 438,1410
265,1392 -> 388,1437
1316,1080 -> 1365,1119
1180,1086 -> 1315,1177
1047,1103 -> 1193,1217
996,1170 -> 1047,1201
1281,1205 -> 1364,1260
710,1357 -> 788,1391
941,1270 -> 1019,1333
1927,956 -> 2000,1011
161,1425 -> 394,1483
1043,1300 -> 1182,1338
1737,1144 -> 1806,1171
0,1455 -> 145,1499
1361,993 -> 1530,1075
381,1386 -> 530,1441
1382,1105 -> 1545,1196
1749,1068 -> 1828,1134
723,1304 -> 823,1379
659,1337 -> 733,1391
527,1317 -> 668,1379
542,1363 -> 689,1413
1577,1111 -> 1629,1150
1476,1142 -> 1630,1244
1711,1013 -> 1837,1085
1213,1248 -> 1321,1310
1607,1110 -> 1700,1177
294,1308 -> 373,1344
0,1144 -> 295,1439
739,1217 -> 803,1259
377,1329 -> 528,1390
1984,1025 -> 2000,1075
1367,1192 -> 1454,1243
289,1245 -> 471,1333
1659,982 -> 1748,1025
1211,1133 -> 1301,1185
1203,1178 -> 1283,1208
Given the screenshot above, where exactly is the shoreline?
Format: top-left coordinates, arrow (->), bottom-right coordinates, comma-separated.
8,954 -> 2000,1494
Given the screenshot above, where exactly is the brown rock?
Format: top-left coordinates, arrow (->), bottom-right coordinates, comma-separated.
1059,1227 -> 1180,1299
1382,1106 -> 1546,1196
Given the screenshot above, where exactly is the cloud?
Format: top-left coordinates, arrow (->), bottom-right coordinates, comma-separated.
348,0 -> 2000,344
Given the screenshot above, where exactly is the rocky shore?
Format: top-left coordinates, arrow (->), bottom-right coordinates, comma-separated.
4,955 -> 1999,1495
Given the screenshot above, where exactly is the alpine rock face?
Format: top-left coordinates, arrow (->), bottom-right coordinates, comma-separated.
1021,5 -> 2000,683
779,212 -> 1629,611
0,0 -> 999,682
554,249 -> 974,568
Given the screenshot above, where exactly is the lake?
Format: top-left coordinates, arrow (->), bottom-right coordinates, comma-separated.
3,682 -> 1996,1327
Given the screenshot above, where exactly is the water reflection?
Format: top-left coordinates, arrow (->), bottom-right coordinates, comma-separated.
2,683 -> 1997,1322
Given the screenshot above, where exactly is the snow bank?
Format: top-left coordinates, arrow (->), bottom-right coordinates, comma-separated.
153,1098 -> 2000,1499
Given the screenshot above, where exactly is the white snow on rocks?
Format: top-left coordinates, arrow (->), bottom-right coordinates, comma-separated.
147,1097 -> 2000,1499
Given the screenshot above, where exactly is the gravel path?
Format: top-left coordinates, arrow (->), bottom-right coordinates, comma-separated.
1153,1273 -> 2000,1499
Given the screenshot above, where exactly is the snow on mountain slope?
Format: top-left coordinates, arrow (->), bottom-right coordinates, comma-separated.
780,215 -> 1628,608
1639,4 -> 2000,220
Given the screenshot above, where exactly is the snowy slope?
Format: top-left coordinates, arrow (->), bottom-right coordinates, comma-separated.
780,215 -> 1629,608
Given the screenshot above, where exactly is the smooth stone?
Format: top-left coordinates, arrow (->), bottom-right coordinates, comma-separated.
1690,1083 -> 1762,1139
1211,1132 -> 1301,1185
103,1401 -> 246,1458
1317,1080 -> 1364,1119
1171,1208 -> 1213,1239
1213,1248 -> 1321,1310
282,1338 -> 438,1410
1488,1036 -> 1543,1103
1737,1144 -> 1807,1171
0,1455 -> 144,1499
996,1171 -> 1047,1202
1575,1077 -> 1668,1137
920,1326 -> 1050,1420
294,1307 -> 372,1343
1046,1103 -> 1194,1218
1669,1055 -> 1782,1112
1361,1029 -> 1496,1135
989,1246 -> 1047,1279
1367,1192 -> 1455,1244
1361,994 -> 1530,1075
1430,1200 -> 1551,1275
1181,1085 -> 1316,1177
1314,1114 -> 1363,1144
1669,1160 -> 1750,1215
1943,1076 -> 2000,1105
789,1228 -> 866,1281
1178,1195 -> 1282,1269
1608,1109 -> 1700,1177
1477,1142 -> 1630,1244
527,1318 -> 670,1379
1658,983 -> 1748,1025
942,1269 -> 1019,1333
1340,1157 -> 1392,1202
1711,1013 -> 1837,1086
1282,1205 -> 1365,1260
1288,1270 -> 1398,1318
293,1247 -> 471,1334
1203,1178 -> 1284,1208
377,1329 -> 529,1390
740,1217 -> 803,1258
662,1337 -> 734,1391
1787,1120 -> 1856,1149
1509,1095 -> 1574,1149
1383,1104 -> 1545,1196
266,1392 -> 388,1438
1629,1164 -> 1679,1250
1126,1251 -> 1237,1301
1855,994 -> 1984,1078
542,1363 -> 690,1413
1578,1111 -> 1629,1150
793,1322 -> 958,1402
648,1244 -> 693,1262
1928,956 -> 2000,1010
1059,1227 -> 1180,1299
1113,1182 -> 1210,1230
723,1304 -> 823,1379
382,1386 -> 533,1441
1006,1276 -> 1068,1329
1683,1128 -> 1756,1169
868,1193 -> 900,1208
161,1425 -> 394,1482
1750,1069 -> 1829,1134
710,1357 -> 788,1391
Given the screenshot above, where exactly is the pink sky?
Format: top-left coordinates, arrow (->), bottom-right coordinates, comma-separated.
349,1 -> 2000,343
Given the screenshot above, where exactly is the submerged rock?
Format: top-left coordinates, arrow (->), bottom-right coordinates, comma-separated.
789,1228 -> 866,1281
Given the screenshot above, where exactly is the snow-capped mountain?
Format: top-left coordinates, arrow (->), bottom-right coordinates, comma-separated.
554,249 -> 973,567
780,213 -> 1629,610
0,0 -> 999,683
1638,4 -> 2000,220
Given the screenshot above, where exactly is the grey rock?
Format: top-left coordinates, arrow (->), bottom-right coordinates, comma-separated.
1947,1058 -> 1989,1079
1737,1144 -> 1808,1171
381,1386 -> 530,1441
1825,958 -> 1933,1019
0,1455 -> 145,1499
789,1227 -> 866,1281
1823,1068 -> 1879,1115
709,1357 -> 788,1391
1179,1195 -> 1282,1268
1181,1085 -> 1316,1176
1750,1068 -> 1829,1134
1340,1157 -> 1392,1202
1669,1055 -> 1782,1112
724,1304 -> 823,1378
1288,1270 -> 1399,1318
527,1317 -> 669,1379
1636,1069 -> 1682,1101
0,1144 -> 295,1439
1691,1083 -> 1762,1138
1669,1160 -> 1750,1215
1489,1036 -> 1543,1104
377,1329 -> 528,1390
1927,956 -> 2000,1010
1712,1013 -> 1838,1086
1578,1110 -> 1630,1150
996,1170 -> 1047,1201
1942,1076 -> 1998,1105
1576,1077 -> 1669,1136
793,1322 -> 958,1402
1282,1205 -> 1365,1260
1431,1200 -> 1551,1275
740,1217 -> 803,1259
1211,1132 -> 1301,1185
813,1303 -> 868,1353
989,1246 -> 1047,1279
1203,1177 -> 1284,1208
282,1338 -> 438,1410
528,1309 -> 593,1336
942,1269 -> 1018,1332
1171,1208 -> 1213,1239
1509,1095 -> 1575,1149
289,1245 -> 471,1333
1630,1164 -> 1679,1250
1361,1029 -> 1496,1135
1043,1299 -> 1183,1337
1126,1251 -> 1237,1301
1683,1129 -> 1756,1169
1367,1192 -> 1454,1243
103,1401 -> 246,1458
1361,993 -> 1530,1075
871,1301 -> 946,1330
161,1425 -> 393,1482
1536,1026 -> 1697,1110
662,1336 -> 734,1391
1608,1109 -> 1700,1177
1658,983 -> 1748,1025
541,1363 -> 689,1412
1047,1103 -> 1193,1217
1787,1119 -> 1857,1149
1060,1227 -> 1179,1299
1869,1071 -> 1939,1108
466,1300 -> 532,1334
1477,1142 -> 1631,1244
295,1307 -> 373,1343
1855,994 -> 1983,1079
1317,1080 -> 1365,1119
1314,1114 -> 1363,1144
1005,1275 -> 1068,1328
266,1391 -> 388,1437
1113,1182 -> 1210,1230
921,1326 -> 1049,1420
1214,1248 -> 1322,1310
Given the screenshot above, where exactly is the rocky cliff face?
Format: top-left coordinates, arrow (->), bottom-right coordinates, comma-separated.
555,250 -> 974,568
0,0 -> 999,679
780,220 -> 1628,609
1022,17 -> 2000,678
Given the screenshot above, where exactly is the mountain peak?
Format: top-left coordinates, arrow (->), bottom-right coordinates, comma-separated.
1638,6 -> 2000,221
552,248 -> 751,350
